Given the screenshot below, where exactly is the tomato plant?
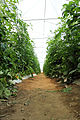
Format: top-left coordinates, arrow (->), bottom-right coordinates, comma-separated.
43,0 -> 80,84
0,0 -> 41,98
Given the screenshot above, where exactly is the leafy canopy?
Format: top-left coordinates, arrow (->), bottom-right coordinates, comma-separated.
43,0 -> 80,83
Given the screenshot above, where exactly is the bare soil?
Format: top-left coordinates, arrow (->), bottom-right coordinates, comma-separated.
0,73 -> 80,120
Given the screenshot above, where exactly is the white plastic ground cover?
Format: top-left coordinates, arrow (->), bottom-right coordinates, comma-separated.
9,74 -> 37,84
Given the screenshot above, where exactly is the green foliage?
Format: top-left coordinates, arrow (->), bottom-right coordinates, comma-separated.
46,87 -> 72,93
0,0 -> 41,98
0,81 -> 11,98
43,0 -> 80,83
60,87 -> 72,93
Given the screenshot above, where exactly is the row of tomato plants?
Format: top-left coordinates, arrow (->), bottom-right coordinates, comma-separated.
0,0 -> 41,98
43,0 -> 80,84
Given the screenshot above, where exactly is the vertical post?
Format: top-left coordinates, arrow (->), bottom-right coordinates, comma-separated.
43,0 -> 46,37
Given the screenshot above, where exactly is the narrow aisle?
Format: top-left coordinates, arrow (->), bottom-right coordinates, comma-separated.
1,73 -> 77,120
17,73 -> 62,90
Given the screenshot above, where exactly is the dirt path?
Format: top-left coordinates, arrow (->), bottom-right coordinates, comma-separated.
17,73 -> 62,90
0,73 -> 79,120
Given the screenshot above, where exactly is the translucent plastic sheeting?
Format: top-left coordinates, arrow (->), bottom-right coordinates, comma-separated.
9,74 -> 37,84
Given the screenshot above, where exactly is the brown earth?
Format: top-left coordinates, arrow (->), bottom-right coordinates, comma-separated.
0,73 -> 80,120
